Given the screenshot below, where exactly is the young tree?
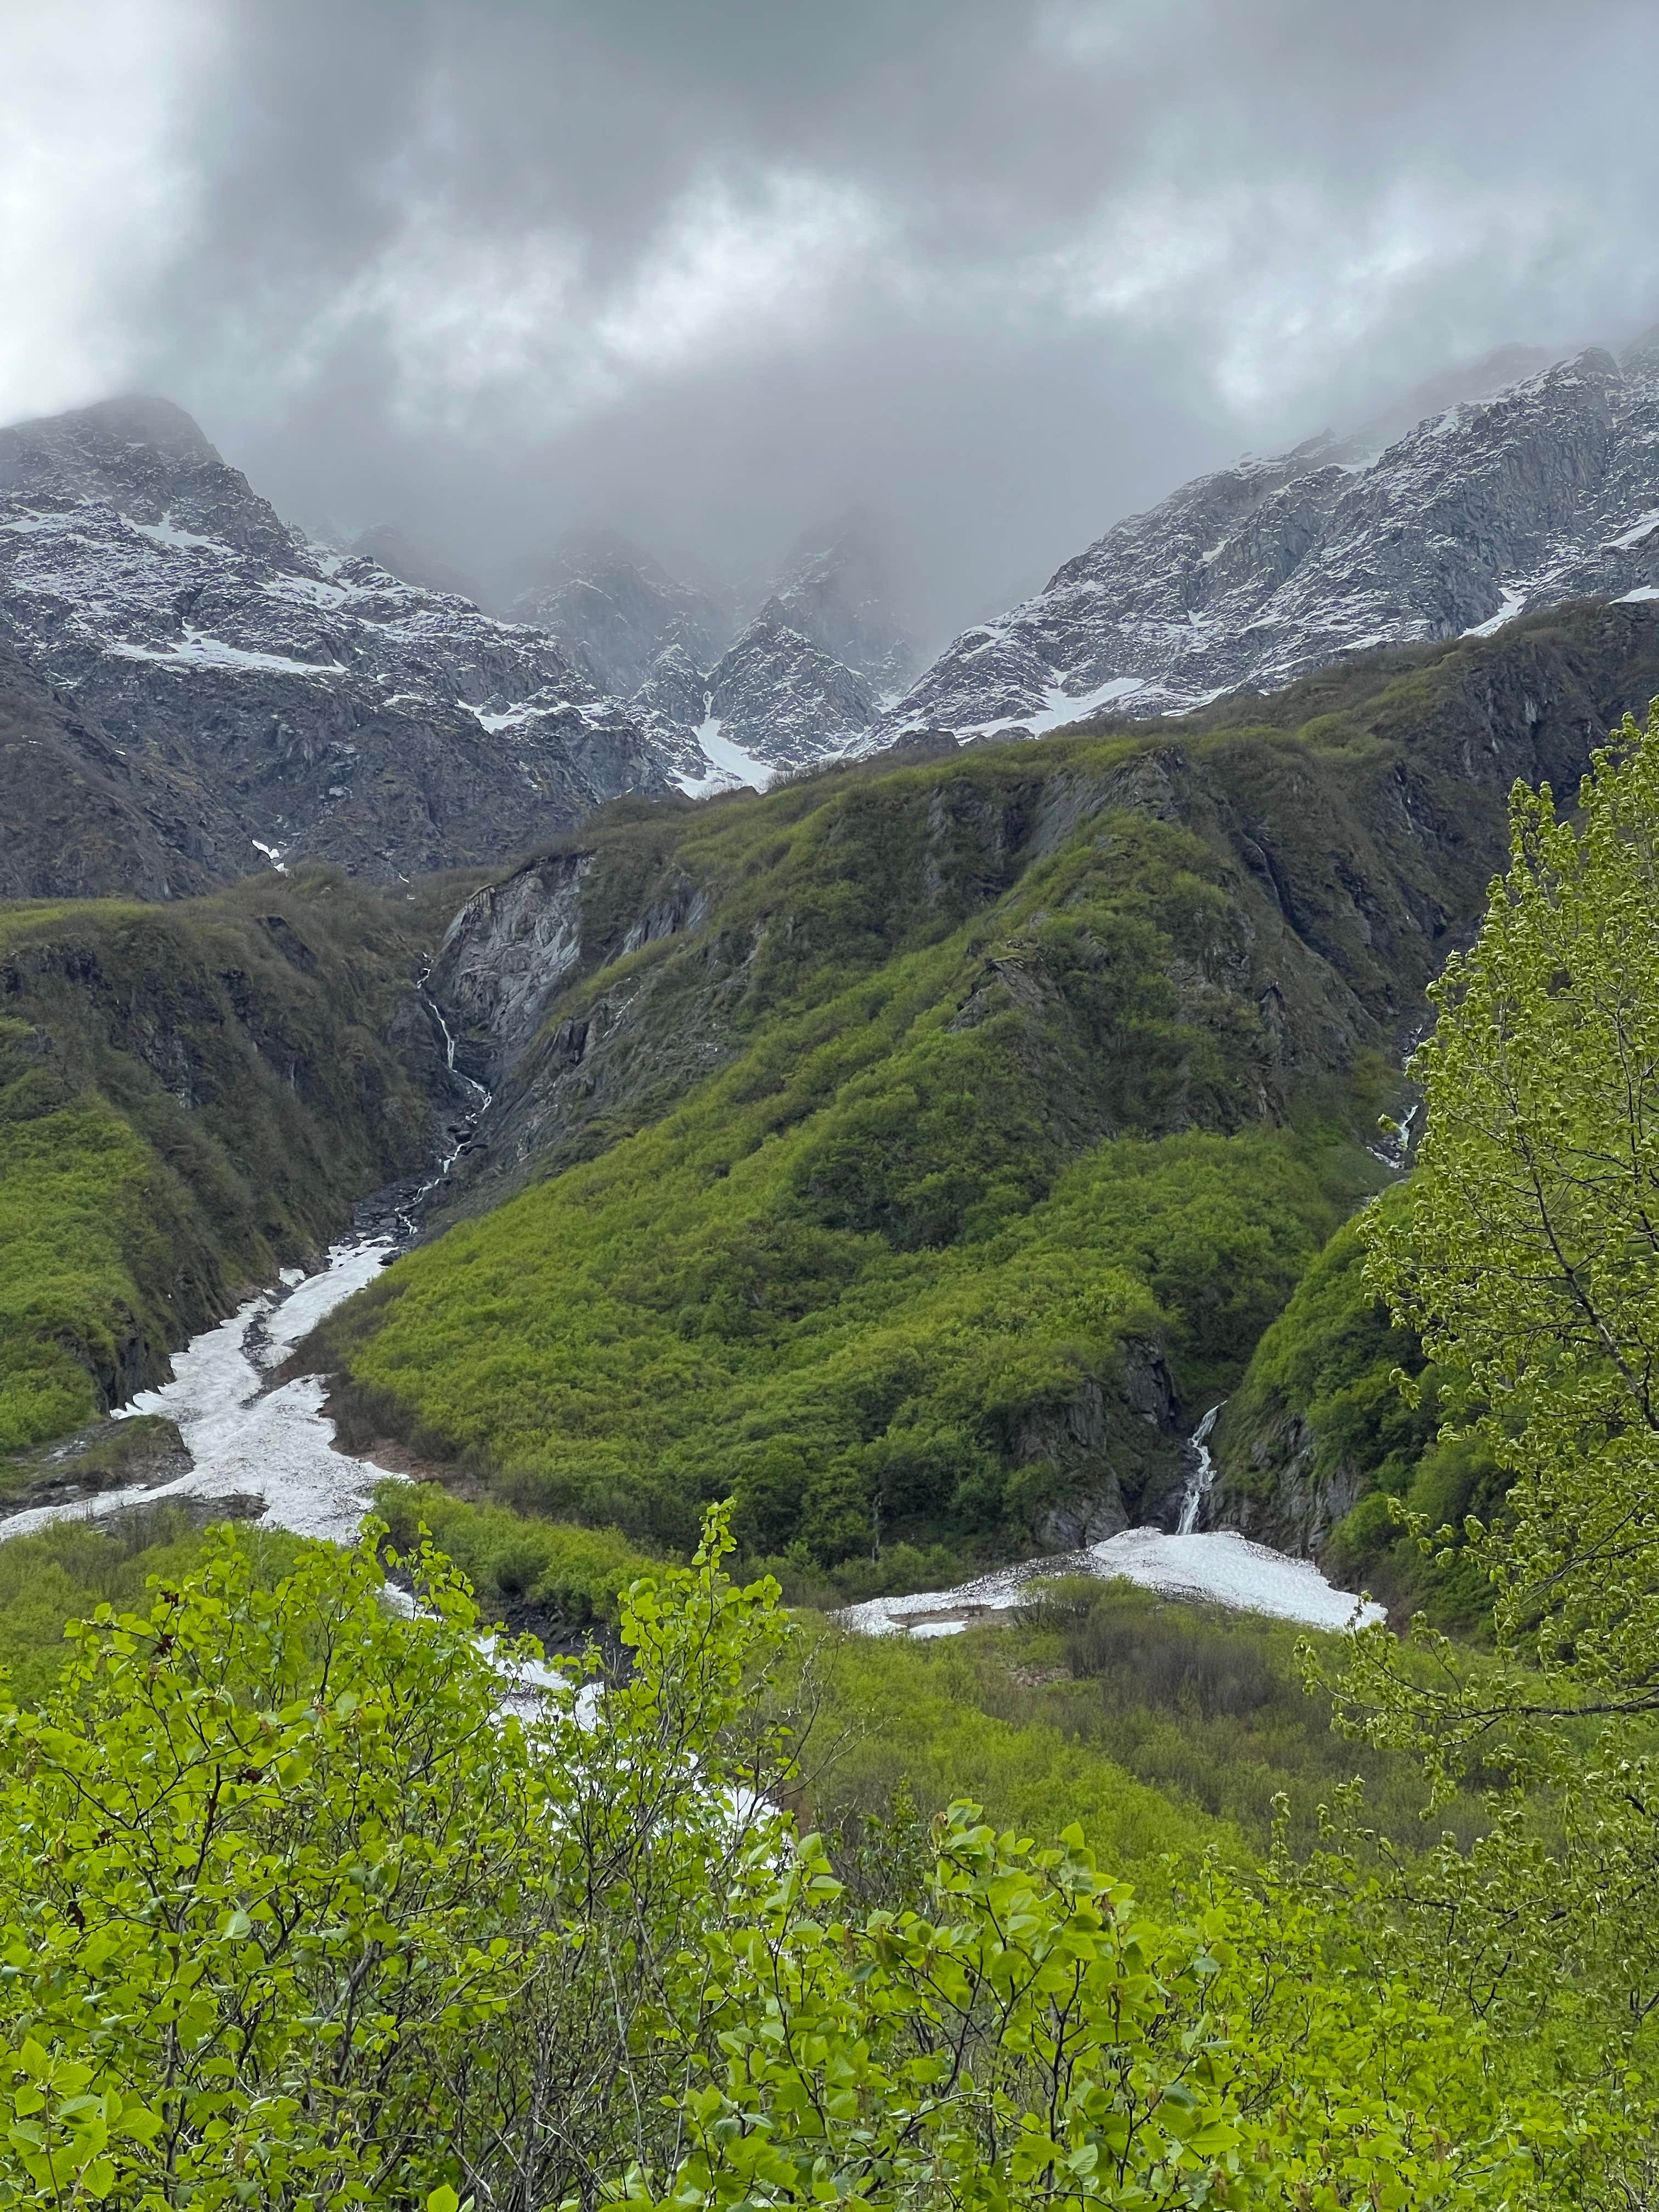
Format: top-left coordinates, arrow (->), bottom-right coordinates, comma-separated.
1323,700 -> 1659,2177
0,1510 -> 1573,2210
0,1514 -> 799,2208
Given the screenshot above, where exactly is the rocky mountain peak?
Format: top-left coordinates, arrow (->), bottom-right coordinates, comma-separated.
697,602 -> 877,777
630,639 -> 709,732
869,341 -> 1659,745
506,525 -> 729,696
768,510 -> 915,693
0,393 -> 690,891
0,393 -> 220,485
0,394 -> 299,568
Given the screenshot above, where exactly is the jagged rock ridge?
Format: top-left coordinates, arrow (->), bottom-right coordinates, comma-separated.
874,340 -> 1659,742
0,398 -> 692,888
766,511 -> 916,694
504,526 -> 731,698
505,514 -> 915,797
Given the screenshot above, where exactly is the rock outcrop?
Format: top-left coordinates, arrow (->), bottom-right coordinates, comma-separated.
766,512 -> 916,694
0,633 -> 230,900
695,603 -> 877,774
505,526 -> 730,698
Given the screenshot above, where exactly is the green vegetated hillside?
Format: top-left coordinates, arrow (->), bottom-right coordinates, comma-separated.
1209,1205 -> 1506,1624
1,690 -> 1658,2208
0,869 -> 472,1452
318,597 -> 1659,1569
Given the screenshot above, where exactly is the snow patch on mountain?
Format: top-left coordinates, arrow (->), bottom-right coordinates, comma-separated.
870,340 -> 1659,748
0,396 -> 680,879
673,715 -> 781,797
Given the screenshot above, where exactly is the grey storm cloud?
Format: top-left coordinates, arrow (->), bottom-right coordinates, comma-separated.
6,0 -> 1659,647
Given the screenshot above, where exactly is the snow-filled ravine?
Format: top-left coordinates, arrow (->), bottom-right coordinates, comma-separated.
0,1239 -> 408,1548
837,1405 -> 1384,1639
837,1530 -> 1384,1641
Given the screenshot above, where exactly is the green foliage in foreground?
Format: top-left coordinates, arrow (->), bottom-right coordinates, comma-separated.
1311,706 -> 1659,2158
0,1507 -> 298,1706
0,872 -> 459,1450
0,1515 -> 1629,2209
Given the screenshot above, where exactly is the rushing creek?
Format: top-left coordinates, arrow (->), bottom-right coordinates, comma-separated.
0,1248 -> 1380,1637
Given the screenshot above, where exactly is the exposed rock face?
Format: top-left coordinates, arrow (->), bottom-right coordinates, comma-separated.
427,850 -> 595,1081
768,512 -> 916,693
0,633 -> 229,899
874,340 -> 1659,741
698,603 -> 877,772
1025,1344 -> 1188,1549
506,516 -> 913,791
629,641 -> 709,731
1206,1402 -> 1368,1557
348,522 -> 485,608
506,526 -> 730,697
0,397 -> 680,886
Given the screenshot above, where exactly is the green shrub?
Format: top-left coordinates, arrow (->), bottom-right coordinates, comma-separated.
373,1482 -> 648,1624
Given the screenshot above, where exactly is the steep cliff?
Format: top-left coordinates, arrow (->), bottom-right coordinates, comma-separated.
1203,1209 -> 1507,1627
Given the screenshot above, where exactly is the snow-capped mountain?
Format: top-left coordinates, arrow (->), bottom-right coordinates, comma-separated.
0,397 -> 687,882
874,339 -> 1659,742
501,518 -> 909,795
697,602 -> 877,772
349,520 -> 486,608
505,527 -> 730,699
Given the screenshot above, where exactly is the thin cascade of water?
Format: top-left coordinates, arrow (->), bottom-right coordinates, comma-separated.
398,967 -> 494,1229
1176,1400 -> 1226,1536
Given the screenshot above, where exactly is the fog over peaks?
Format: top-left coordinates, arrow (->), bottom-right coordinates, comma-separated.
5,0 -> 1658,651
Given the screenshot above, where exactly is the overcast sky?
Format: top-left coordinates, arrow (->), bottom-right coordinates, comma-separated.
5,0 -> 1658,647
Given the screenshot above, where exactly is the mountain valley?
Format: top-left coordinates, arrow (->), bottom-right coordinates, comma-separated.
7,356 -> 1659,1589
7,351 -> 1659,2207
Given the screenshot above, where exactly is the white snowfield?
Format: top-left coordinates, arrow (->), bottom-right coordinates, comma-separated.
838,1526 -> 1382,1640
673,713 -> 782,795
0,1240 -> 410,1550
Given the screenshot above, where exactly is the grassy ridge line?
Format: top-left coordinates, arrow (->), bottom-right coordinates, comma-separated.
0,870 -> 473,1451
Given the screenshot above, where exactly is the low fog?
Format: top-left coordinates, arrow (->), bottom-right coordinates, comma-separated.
6,0 -> 1658,651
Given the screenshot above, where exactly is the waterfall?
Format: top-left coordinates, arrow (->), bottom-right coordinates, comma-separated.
1176,1401 -> 1226,1536
399,967 -> 494,1227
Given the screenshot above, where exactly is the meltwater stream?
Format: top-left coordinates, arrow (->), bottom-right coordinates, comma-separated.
0,1239 -> 409,1547
838,1402 -> 1383,1640
0,1232 -> 1380,1650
